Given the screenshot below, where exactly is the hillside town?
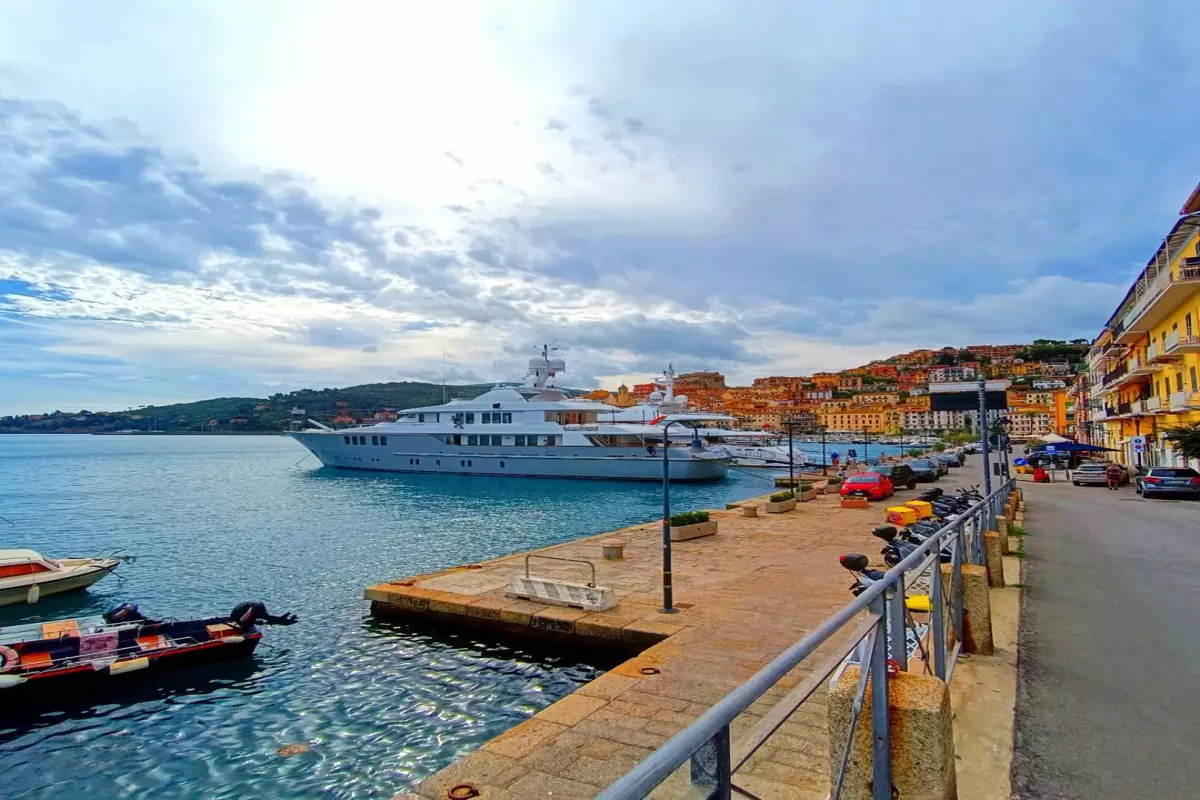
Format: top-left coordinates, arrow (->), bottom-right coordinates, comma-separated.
582,341 -> 1087,439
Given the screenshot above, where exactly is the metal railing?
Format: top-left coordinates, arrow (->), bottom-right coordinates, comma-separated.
597,479 -> 1015,800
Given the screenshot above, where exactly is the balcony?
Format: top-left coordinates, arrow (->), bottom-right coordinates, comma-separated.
1168,390 -> 1200,412
1144,395 -> 1164,413
1114,261 -> 1200,344
1164,329 -> 1200,355
1146,340 -> 1178,363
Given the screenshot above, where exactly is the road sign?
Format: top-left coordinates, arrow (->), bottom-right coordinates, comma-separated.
1132,435 -> 1146,454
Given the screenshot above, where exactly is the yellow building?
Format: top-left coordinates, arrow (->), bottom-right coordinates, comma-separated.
1092,184 -> 1200,468
819,406 -> 901,434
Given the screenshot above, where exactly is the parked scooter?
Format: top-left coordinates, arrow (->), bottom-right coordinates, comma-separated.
871,525 -> 953,567
838,553 -> 933,612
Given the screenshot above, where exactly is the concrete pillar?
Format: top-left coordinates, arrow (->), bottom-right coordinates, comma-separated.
984,531 -> 1005,588
941,564 -> 993,656
995,516 -> 1011,555
828,667 -> 957,800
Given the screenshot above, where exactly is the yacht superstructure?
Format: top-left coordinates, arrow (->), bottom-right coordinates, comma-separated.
289,348 -> 729,481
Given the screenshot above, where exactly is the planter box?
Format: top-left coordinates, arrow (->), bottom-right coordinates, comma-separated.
765,498 -> 797,514
840,497 -> 870,509
799,488 -> 818,502
670,520 -> 718,541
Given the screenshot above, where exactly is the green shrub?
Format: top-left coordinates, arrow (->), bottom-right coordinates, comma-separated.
826,476 -> 843,486
669,510 -> 710,527
907,448 -> 924,458
769,490 -> 795,502
932,443 -> 947,452
800,482 -> 814,491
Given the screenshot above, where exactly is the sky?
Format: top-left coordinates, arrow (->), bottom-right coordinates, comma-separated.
1,1 -> 1198,414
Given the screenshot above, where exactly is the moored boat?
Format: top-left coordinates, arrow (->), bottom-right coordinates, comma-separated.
0,601 -> 298,698
0,549 -> 131,606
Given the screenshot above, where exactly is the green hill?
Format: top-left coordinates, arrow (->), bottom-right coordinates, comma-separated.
0,381 -> 498,434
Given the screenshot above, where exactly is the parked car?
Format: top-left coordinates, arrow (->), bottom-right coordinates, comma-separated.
935,452 -> 962,469
839,472 -> 895,501
1135,467 -> 1200,499
931,456 -> 950,476
1071,463 -> 1110,487
870,463 -> 917,490
906,459 -> 941,482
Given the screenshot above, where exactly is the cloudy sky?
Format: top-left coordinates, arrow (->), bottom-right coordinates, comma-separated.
2,1 -> 1198,414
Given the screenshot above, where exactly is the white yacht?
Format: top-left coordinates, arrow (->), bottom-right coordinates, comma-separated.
596,366 -> 808,468
289,348 -> 729,482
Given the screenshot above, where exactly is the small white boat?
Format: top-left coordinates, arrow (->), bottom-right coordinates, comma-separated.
0,549 -> 128,607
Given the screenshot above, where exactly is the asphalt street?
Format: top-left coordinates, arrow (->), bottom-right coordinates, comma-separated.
1012,478 -> 1200,799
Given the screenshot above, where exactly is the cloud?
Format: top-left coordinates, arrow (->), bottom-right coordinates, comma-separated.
1,1 -> 1198,413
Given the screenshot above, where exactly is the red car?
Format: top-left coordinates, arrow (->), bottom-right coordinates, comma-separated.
839,472 -> 894,501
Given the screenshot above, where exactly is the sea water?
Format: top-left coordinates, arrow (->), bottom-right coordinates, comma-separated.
0,434 -> 808,799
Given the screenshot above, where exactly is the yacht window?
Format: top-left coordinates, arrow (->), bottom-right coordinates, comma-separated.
500,460 -> 505,468
465,413 -> 475,424
545,436 -> 557,447
371,436 -> 379,445
491,435 -> 502,446
452,434 -> 462,445
514,435 -> 526,446
343,436 -> 351,445
380,436 -> 387,446
418,413 -> 425,423
468,460 -> 473,466
482,412 -> 491,424
502,412 -> 512,423
467,435 -> 479,446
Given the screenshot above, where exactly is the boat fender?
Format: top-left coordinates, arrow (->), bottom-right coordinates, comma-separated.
0,673 -> 25,688
109,657 -> 150,676
0,645 -> 18,674
221,635 -> 246,644
26,585 -> 40,604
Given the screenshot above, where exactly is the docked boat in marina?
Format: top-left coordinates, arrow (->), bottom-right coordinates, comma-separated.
289,348 -> 730,482
0,549 -> 130,607
0,602 -> 297,697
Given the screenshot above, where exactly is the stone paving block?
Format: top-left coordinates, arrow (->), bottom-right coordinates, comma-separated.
530,605 -> 589,634
482,718 -> 568,759
561,754 -> 634,789
576,672 -> 641,701
497,598 -> 547,627
415,750 -> 526,797
506,769 -> 598,799
573,717 -> 669,749
465,595 -> 510,621
428,592 -> 472,616
536,693 -> 609,727
622,619 -> 687,646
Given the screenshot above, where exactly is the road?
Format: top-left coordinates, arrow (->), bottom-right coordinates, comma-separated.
1012,479 -> 1200,799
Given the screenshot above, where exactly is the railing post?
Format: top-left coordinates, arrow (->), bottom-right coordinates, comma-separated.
886,583 -> 908,672
951,528 -> 964,644
930,554 -> 946,680
689,724 -> 732,799
869,595 -> 893,800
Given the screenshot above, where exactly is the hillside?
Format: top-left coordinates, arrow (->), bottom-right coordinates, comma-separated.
0,381 -> 497,434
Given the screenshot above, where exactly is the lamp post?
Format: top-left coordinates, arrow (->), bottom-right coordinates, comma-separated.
787,421 -> 796,490
819,424 -> 828,475
659,419 -> 683,614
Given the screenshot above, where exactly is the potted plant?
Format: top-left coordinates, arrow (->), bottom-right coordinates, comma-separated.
765,490 -> 797,513
798,482 -> 818,502
668,510 -> 718,541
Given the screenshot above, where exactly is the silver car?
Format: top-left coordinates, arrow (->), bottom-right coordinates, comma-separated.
1136,467 -> 1200,499
1071,464 -> 1110,486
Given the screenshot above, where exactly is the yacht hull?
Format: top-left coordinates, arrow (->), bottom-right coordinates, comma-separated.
290,433 -> 727,481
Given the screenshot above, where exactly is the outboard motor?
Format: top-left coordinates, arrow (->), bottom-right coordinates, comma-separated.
229,601 -> 299,629
103,602 -> 147,624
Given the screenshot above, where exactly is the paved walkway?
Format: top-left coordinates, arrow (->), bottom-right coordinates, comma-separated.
378,474 -> 975,799
1012,480 -> 1200,799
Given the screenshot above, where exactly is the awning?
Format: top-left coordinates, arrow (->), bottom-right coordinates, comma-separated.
1028,441 -> 1118,453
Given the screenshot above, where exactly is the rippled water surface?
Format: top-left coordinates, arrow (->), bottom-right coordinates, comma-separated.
0,435 -> 785,799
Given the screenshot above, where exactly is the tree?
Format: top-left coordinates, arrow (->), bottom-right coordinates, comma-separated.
1163,423 -> 1200,461
908,448 -> 924,458
935,351 -> 957,366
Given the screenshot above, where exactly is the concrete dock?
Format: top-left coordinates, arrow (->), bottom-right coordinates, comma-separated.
371,477 -> 951,800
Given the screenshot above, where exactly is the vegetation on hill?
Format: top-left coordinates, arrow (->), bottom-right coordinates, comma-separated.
0,381 -> 497,434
